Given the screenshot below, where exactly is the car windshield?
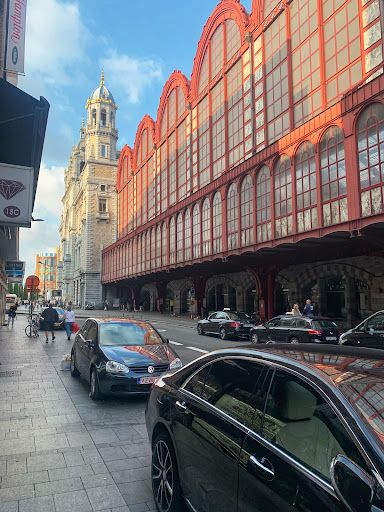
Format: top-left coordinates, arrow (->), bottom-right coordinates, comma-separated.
312,320 -> 338,328
56,309 -> 64,315
99,321 -> 164,346
230,312 -> 251,321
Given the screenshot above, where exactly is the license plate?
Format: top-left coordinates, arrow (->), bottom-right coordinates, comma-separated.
137,376 -> 158,385
326,336 -> 337,341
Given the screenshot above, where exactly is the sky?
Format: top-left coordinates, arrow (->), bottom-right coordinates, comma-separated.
18,0 -> 253,280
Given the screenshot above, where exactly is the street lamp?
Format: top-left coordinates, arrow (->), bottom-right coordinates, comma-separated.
37,260 -> 50,303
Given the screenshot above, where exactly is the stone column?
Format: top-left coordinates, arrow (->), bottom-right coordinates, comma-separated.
317,277 -> 327,316
345,276 -> 357,328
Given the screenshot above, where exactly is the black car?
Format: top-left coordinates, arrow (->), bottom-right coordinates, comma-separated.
197,310 -> 258,340
39,307 -> 65,330
249,315 -> 341,344
145,344 -> 384,512
70,318 -> 182,399
339,310 -> 384,348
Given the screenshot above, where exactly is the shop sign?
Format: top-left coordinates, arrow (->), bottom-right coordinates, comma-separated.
6,0 -> 27,74
0,163 -> 33,227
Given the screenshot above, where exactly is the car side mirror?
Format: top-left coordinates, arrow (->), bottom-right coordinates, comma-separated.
163,338 -> 169,344
331,455 -> 374,512
86,340 -> 94,348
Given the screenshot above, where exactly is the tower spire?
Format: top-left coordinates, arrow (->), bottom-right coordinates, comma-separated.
101,68 -> 104,86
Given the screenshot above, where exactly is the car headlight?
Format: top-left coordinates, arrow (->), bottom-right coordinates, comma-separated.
105,361 -> 130,374
169,358 -> 182,370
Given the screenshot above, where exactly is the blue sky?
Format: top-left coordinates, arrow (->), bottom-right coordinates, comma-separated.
19,0 -> 253,279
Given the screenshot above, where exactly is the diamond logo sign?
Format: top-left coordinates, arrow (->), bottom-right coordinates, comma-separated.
0,179 -> 26,200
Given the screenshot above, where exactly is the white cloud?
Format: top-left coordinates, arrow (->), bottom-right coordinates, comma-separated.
103,50 -> 163,104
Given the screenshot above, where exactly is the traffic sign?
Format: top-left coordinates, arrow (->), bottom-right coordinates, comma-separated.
26,275 -> 40,288
190,287 -> 195,295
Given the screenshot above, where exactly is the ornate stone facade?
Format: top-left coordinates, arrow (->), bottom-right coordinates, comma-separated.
59,73 -> 119,307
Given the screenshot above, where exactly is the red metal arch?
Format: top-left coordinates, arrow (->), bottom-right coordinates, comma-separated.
132,115 -> 156,170
117,144 -> 133,192
316,123 -> 345,151
352,100 -> 384,133
190,0 -> 249,99
156,71 -> 191,142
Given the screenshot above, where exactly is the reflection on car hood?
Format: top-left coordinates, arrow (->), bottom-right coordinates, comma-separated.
100,344 -> 176,366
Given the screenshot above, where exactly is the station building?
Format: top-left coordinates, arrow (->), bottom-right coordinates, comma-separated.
102,0 -> 384,327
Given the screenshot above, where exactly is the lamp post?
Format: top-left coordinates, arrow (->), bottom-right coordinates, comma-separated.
37,260 -> 50,305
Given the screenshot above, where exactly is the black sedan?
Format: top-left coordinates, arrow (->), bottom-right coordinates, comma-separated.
146,344 -> 384,512
70,318 -> 182,400
197,310 -> 258,339
339,310 -> 384,348
249,315 -> 342,344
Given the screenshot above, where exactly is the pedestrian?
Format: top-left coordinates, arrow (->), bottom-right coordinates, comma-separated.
7,304 -> 17,327
291,303 -> 302,316
303,299 -> 314,317
63,305 -> 76,341
41,303 -> 59,343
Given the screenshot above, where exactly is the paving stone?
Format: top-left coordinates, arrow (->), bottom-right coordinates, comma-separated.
111,467 -> 149,484
90,428 -> 120,444
0,501 -> 18,512
48,464 -> 94,481
81,449 -> 104,465
99,447 -> 127,462
0,484 -> 34,501
121,444 -> 151,459
111,507 -> 131,512
129,504 -> 150,512
118,481 -> 154,506
92,462 -> 109,474
34,477 -> 84,497
35,433 -> 69,452
106,458 -> 143,472
54,489 -> 92,512
27,452 -> 66,472
6,456 -> 26,475
0,437 -> 35,456
63,450 -> 85,467
1,470 -> 49,488
19,495 -> 55,512
81,473 -> 114,488
66,431 -> 94,447
138,456 -> 151,468
86,485 -> 126,510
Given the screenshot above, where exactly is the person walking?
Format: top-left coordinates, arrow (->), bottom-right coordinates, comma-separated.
41,303 -> 59,343
63,305 -> 75,341
303,299 -> 314,317
7,304 -> 17,327
291,303 -> 302,316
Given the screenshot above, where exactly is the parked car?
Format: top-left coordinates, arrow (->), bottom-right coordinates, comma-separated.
145,344 -> 384,512
70,318 -> 182,400
197,310 -> 259,340
39,307 -> 65,330
339,310 -> 384,348
249,315 -> 342,344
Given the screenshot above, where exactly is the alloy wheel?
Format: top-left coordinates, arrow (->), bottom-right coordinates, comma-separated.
251,332 -> 259,344
152,439 -> 174,511
290,337 -> 299,344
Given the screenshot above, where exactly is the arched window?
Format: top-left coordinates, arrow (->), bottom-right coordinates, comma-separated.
177,87 -> 186,119
151,228 -> 156,269
198,95 -> 210,188
184,209 -> 191,260
169,218 -> 176,265
295,141 -> 317,232
198,51 -> 209,94
227,60 -> 244,167
274,155 -> 293,238
177,214 -> 183,262
168,89 -> 176,127
145,231 -> 150,271
212,79 -> 225,180
202,198 -> 211,256
101,109 -> 106,126
320,126 -> 347,226
161,222 -> 167,266
178,120 -> 188,200
227,183 -> 238,249
193,204 -> 201,258
137,235 -> 142,273
211,24 -> 224,80
160,142 -> 167,212
161,103 -> 168,140
156,225 -> 161,268
240,176 -> 254,246
225,19 -> 241,62
110,111 -> 114,128
357,103 -> 384,217
256,166 -> 271,242
212,192 -> 222,253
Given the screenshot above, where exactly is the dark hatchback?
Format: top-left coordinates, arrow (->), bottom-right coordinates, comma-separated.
197,311 -> 258,340
339,310 -> 384,348
249,315 -> 342,344
70,318 -> 182,399
145,345 -> 384,512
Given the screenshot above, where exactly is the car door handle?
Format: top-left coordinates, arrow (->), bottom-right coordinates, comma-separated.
175,400 -> 188,413
380,334 -> 384,337
249,456 -> 275,480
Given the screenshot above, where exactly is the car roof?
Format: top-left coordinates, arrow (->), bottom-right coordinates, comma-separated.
90,318 -> 154,326
273,315 -> 333,321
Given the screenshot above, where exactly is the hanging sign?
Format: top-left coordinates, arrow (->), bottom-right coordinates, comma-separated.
5,0 -> 27,74
0,163 -> 34,227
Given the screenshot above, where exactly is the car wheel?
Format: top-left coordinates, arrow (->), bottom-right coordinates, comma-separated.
70,350 -> 80,377
219,327 -> 228,340
89,368 -> 102,400
251,332 -> 259,344
197,325 -> 204,335
152,432 -> 187,512
290,337 -> 300,344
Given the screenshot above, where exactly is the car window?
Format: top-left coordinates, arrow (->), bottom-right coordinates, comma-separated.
261,370 -> 368,481
280,318 -> 294,327
216,312 -> 227,319
86,322 -> 97,342
184,364 -> 212,396
229,313 -> 241,321
80,320 -> 91,338
208,313 -> 217,320
267,318 -> 281,327
366,313 -> 384,332
198,359 -> 267,429
295,319 -> 308,328
98,321 -> 164,346
312,320 -> 338,329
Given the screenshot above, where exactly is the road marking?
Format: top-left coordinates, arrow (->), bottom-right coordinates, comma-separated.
157,329 -> 167,332
186,346 -> 209,354
169,340 -> 183,346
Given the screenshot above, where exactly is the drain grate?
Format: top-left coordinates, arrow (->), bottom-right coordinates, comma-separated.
0,371 -> 21,378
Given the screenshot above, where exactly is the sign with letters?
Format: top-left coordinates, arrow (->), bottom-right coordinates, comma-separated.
0,163 -> 33,227
6,0 -> 27,74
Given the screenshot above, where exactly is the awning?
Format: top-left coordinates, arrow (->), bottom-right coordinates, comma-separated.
0,78 -> 49,214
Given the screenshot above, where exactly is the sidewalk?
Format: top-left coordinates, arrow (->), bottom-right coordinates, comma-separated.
0,316 -> 156,511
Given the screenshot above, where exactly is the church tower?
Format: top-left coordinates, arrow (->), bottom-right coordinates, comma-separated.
59,72 -> 119,308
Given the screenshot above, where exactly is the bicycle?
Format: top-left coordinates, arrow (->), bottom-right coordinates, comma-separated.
25,314 -> 41,338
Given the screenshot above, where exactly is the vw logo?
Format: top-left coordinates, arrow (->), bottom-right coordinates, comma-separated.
148,366 -> 155,374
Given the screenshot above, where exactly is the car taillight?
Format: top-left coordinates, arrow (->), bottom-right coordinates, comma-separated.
308,329 -> 323,335
338,330 -> 343,334
229,322 -> 242,327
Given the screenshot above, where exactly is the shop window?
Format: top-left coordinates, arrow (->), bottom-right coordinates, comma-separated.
256,165 -> 272,242
227,183 -> 238,249
193,204 -> 201,258
295,141 -> 317,232
240,175 -> 254,246
274,154 -> 293,238
212,192 -> 222,253
202,198 -> 211,256
320,126 -> 347,225
357,103 -> 384,217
